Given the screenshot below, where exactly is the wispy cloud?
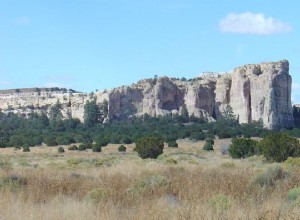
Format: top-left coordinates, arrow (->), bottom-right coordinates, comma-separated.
0,81 -> 10,86
16,16 -> 31,25
219,12 -> 292,35
40,75 -> 78,89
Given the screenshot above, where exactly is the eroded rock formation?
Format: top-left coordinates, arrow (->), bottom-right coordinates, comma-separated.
0,60 -> 294,129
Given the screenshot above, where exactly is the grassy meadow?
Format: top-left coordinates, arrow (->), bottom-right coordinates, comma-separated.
1,139 -> 300,220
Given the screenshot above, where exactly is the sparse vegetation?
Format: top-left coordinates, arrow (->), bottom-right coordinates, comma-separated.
0,139 -> 300,219
1,108 -> 300,219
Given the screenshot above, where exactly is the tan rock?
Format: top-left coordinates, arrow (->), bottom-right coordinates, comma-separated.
0,60 -> 294,129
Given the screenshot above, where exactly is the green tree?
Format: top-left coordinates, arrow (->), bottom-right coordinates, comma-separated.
118,145 -> 126,152
58,147 -> 65,153
221,105 -> 238,126
203,138 -> 214,151
23,145 -> 30,152
260,133 -> 300,162
84,100 -> 101,127
92,144 -> 102,152
228,138 -> 258,158
135,136 -> 164,159
49,101 -> 63,120
181,104 -> 189,118
102,99 -> 109,118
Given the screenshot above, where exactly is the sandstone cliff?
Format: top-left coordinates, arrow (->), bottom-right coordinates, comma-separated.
0,60 -> 294,129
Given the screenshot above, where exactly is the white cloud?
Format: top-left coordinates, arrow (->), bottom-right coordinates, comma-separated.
16,16 -> 31,25
40,74 -> 78,89
44,82 -> 65,88
219,12 -> 292,35
0,81 -> 10,86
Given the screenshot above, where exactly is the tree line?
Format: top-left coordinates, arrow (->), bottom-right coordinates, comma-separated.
0,101 -> 299,149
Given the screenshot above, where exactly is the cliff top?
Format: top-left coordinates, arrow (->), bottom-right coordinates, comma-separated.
0,87 -> 81,94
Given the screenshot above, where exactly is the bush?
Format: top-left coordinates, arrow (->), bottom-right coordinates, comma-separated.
122,136 -> 133,144
22,145 -> 30,152
0,175 -> 27,191
118,145 -> 126,152
78,144 -> 87,151
84,143 -> 93,149
85,188 -> 112,203
44,135 -> 58,146
228,138 -> 259,158
208,194 -> 232,212
67,158 -> 82,165
135,136 -> 164,159
203,138 -> 214,151
168,141 -> 178,148
287,187 -> 300,202
284,157 -> 300,167
259,133 -> 300,162
250,165 -> 289,187
58,147 -> 65,153
127,175 -> 169,194
68,145 -> 78,151
92,144 -> 101,152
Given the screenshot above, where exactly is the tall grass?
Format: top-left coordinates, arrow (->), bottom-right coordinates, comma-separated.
1,142 -> 300,219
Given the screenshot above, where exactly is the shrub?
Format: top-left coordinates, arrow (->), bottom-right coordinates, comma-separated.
190,132 -> 205,141
84,143 -> 93,149
208,194 -> 232,212
92,144 -> 101,152
259,133 -> 300,162
127,175 -> 169,194
44,135 -> 58,146
203,138 -> 214,151
0,175 -> 27,191
122,136 -> 133,144
228,138 -> 259,158
287,187 -> 300,202
284,157 -> 300,167
118,145 -> 126,152
85,188 -> 113,203
68,145 -> 78,151
96,138 -> 109,147
78,144 -> 87,151
168,141 -> 178,148
22,145 -> 30,152
135,136 -> 164,159
58,147 -> 65,153
250,165 -> 289,187
94,157 -> 118,167
67,158 -> 82,165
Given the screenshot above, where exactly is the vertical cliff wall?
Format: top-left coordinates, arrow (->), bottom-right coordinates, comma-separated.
0,60 -> 294,129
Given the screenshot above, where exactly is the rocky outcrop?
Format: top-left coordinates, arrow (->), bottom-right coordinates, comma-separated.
0,60 -> 294,129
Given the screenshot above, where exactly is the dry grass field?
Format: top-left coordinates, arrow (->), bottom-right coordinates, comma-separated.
1,139 -> 300,220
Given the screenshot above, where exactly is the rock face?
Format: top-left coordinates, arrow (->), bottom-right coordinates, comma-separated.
0,60 -> 294,129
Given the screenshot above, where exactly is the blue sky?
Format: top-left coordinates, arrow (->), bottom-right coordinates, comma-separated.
0,0 -> 299,102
